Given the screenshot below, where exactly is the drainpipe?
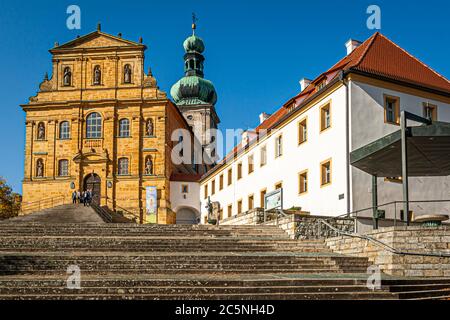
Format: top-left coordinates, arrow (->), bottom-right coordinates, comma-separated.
340,71 -> 351,216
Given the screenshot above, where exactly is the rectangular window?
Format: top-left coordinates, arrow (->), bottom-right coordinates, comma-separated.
204,184 -> 208,199
211,180 -> 216,195
298,118 -> 307,145
299,170 -> 308,194
227,204 -> 233,217
237,163 -> 243,180
248,194 -> 254,210
118,158 -> 129,175
248,155 -> 254,174
260,145 -> 267,167
275,135 -> 283,158
320,103 -> 331,131
384,95 -> 400,125
423,103 -> 437,121
219,174 -> 224,190
321,159 -> 332,186
181,184 -> 189,194
237,200 -> 242,214
227,168 -> 232,186
275,182 -> 283,190
58,160 -> 69,177
260,189 -> 267,208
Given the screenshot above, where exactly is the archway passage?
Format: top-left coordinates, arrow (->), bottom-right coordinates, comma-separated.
176,207 -> 199,225
83,173 -> 101,205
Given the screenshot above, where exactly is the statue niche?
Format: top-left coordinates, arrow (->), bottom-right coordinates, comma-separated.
93,66 -> 101,85
124,64 -> 132,84
37,122 -> 45,140
36,159 -> 44,177
144,156 -> 153,175
63,67 -> 72,86
146,118 -> 154,136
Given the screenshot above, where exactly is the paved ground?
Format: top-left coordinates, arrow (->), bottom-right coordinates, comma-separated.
5,204 -> 105,224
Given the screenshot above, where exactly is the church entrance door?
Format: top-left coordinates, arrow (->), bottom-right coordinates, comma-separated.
83,173 -> 101,205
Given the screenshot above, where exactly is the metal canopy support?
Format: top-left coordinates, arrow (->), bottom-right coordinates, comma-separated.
400,112 -> 410,226
372,175 -> 378,230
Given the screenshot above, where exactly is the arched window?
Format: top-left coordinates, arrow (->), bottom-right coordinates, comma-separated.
36,158 -> 44,177
118,158 -> 129,175
58,159 -> 69,176
86,112 -> 102,139
124,64 -> 132,83
59,121 -> 70,139
93,65 -> 101,85
144,155 -> 153,175
118,119 -> 130,137
37,122 -> 46,140
63,67 -> 72,86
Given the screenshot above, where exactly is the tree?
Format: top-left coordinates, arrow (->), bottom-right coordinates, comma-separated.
0,177 -> 22,220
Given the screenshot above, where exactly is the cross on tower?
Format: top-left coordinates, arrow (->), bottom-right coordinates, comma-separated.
192,13 -> 198,34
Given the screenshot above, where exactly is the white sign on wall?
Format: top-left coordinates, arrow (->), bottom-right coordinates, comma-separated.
265,189 -> 283,211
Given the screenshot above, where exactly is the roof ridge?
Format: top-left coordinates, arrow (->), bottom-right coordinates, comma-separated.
376,33 -> 450,85
352,32 -> 379,68
53,30 -> 144,50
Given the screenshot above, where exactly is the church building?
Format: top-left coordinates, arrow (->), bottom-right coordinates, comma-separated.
21,25 -> 209,224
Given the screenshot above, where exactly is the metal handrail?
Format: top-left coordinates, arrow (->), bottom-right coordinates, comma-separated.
20,196 -> 66,213
319,219 -> 450,258
106,199 -> 141,223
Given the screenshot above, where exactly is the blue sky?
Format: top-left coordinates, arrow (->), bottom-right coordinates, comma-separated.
0,0 -> 449,193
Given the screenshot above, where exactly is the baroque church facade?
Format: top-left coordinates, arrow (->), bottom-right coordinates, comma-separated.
21,25 -> 215,224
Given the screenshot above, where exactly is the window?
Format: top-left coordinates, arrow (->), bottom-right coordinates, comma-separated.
227,168 -> 232,186
86,112 -> 102,138
118,119 -> 130,137
260,189 -> 267,208
299,170 -> 308,194
298,118 -> 307,144
58,159 -> 69,177
237,199 -> 243,214
181,184 -> 189,193
423,103 -> 437,121
93,65 -> 101,85
219,209 -> 223,221
118,158 -> 129,175
275,135 -> 283,158
219,174 -> 224,190
204,184 -> 208,199
211,180 -> 216,195
385,177 -> 402,184
384,95 -> 400,125
178,135 -> 184,157
248,194 -> 254,210
316,80 -> 326,91
260,145 -> 267,166
59,121 -> 70,140
321,159 -> 332,186
320,103 -> 331,131
275,182 -> 283,190
248,155 -> 254,174
237,162 -> 243,180
227,204 -> 233,217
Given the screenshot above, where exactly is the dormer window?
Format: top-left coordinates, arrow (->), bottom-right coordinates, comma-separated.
316,80 -> 326,91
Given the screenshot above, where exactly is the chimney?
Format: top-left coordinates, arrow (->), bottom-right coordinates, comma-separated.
259,112 -> 271,124
345,39 -> 362,55
299,78 -> 311,92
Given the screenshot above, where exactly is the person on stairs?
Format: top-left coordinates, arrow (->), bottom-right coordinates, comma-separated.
72,191 -> 77,204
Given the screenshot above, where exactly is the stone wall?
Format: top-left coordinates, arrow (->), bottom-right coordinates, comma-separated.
326,226 -> 450,277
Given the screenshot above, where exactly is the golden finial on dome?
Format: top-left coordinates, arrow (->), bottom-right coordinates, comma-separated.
192,12 -> 198,35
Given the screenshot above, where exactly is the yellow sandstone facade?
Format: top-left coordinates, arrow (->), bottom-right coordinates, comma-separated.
21,29 -> 200,224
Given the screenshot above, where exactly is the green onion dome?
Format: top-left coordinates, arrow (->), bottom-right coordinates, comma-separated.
170,75 -> 217,106
183,35 -> 205,53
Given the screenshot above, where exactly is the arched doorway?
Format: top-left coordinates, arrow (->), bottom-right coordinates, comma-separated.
83,173 -> 101,205
176,207 -> 200,225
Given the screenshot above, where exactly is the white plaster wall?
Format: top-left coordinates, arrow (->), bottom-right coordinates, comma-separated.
350,80 -> 450,219
170,181 -> 201,214
200,86 -> 349,222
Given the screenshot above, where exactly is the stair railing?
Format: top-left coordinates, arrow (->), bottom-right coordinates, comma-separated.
106,199 -> 141,223
90,203 -> 113,223
319,219 -> 450,258
20,196 -> 66,214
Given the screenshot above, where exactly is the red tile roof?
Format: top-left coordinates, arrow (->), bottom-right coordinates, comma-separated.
201,32 -> 450,181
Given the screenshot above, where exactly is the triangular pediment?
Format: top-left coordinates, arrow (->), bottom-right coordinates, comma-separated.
51,31 -> 145,51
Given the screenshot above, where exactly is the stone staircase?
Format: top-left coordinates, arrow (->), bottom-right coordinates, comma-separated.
0,222 -> 450,300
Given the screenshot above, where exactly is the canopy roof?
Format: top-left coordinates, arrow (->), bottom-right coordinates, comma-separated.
351,122 -> 450,177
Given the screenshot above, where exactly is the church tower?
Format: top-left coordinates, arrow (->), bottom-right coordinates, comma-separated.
170,18 -> 220,159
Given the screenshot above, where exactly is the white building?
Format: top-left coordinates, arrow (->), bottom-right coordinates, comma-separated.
197,32 -> 450,224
